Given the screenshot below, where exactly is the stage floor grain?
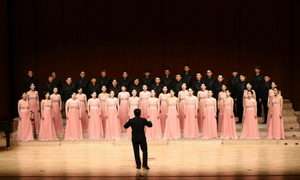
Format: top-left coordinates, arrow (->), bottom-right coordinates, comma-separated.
0,144 -> 300,179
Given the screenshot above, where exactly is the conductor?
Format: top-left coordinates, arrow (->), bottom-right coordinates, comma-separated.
124,109 -> 152,170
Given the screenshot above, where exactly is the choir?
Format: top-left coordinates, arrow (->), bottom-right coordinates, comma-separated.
17,67 -> 285,141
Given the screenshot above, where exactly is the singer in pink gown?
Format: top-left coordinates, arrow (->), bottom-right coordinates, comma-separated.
220,91 -> 237,139
217,85 -> 227,132
27,83 -> 40,133
64,93 -> 83,140
267,88 -> 285,140
126,89 -> 140,139
183,88 -> 199,138
197,84 -> 208,132
17,93 -> 34,141
88,92 -> 103,140
76,88 -> 89,133
159,86 -> 170,133
178,83 -> 189,131
50,87 -> 64,133
39,92 -> 58,141
98,85 -> 109,132
146,90 -> 162,140
118,86 -> 130,132
240,91 -> 260,139
139,85 -> 151,118
105,91 -> 121,139
202,90 -> 218,139
164,90 -> 181,139
267,82 -> 278,131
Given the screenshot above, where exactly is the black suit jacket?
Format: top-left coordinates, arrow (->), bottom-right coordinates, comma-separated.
124,117 -> 152,142
98,76 -> 111,89
150,83 -> 164,94
251,74 -> 264,97
259,81 -> 271,101
44,82 -> 54,94
24,76 -> 38,92
129,84 -> 142,96
61,84 -> 76,102
228,75 -> 239,98
53,78 -> 62,92
76,77 -> 89,94
192,80 -> 204,96
236,80 -> 248,99
140,76 -> 154,88
182,72 -> 194,88
171,80 -> 183,96
119,78 -> 132,90
161,75 -> 174,89
212,81 -> 225,99
203,76 -> 216,90
87,83 -> 100,99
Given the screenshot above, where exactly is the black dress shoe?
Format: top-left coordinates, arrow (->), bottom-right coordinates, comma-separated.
142,166 -> 150,170
136,166 -> 141,169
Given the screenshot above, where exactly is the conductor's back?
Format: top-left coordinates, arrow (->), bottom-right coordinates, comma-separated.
124,109 -> 152,169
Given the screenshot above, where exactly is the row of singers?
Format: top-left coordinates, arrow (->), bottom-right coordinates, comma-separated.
25,66 -> 272,123
16,82 -> 284,141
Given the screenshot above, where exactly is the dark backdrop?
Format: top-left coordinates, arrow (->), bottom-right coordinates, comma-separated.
0,0 -> 300,118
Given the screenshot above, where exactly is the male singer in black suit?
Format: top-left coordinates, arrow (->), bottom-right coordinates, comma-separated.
192,72 -> 204,96
119,71 -> 132,91
98,69 -> 111,89
24,70 -> 38,92
228,69 -> 239,116
259,74 -> 271,123
203,69 -> 216,90
150,77 -> 164,94
141,69 -> 154,88
87,77 -> 100,99
129,78 -> 142,96
51,71 -> 62,92
124,109 -> 152,170
181,64 -> 194,88
251,67 -> 264,117
236,73 -> 248,123
44,75 -> 55,94
76,70 -> 89,94
212,74 -> 225,99
171,74 -> 183,96
161,68 -> 174,89
61,76 -> 76,103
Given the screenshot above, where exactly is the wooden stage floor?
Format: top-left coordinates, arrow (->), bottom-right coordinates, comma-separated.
1,140 -> 300,180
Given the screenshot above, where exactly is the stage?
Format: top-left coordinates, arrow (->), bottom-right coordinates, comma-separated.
0,99 -> 300,179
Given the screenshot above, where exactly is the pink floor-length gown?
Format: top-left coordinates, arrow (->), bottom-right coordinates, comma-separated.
267,90 -> 275,131
88,100 -> 103,140
179,91 -> 188,131
17,101 -> 34,141
198,91 -> 208,132
220,98 -> 237,139
164,98 -> 181,139
64,101 -> 83,140
39,101 -> 58,141
105,99 -> 121,139
119,92 -> 130,132
77,95 -> 89,133
139,91 -> 150,118
28,93 -> 40,132
267,98 -> 285,140
99,94 -> 109,132
202,98 -> 218,139
240,100 -> 260,139
159,93 -> 169,133
126,97 -> 139,139
52,96 -> 64,133
146,98 -> 162,140
183,97 -> 199,138
217,92 -> 226,132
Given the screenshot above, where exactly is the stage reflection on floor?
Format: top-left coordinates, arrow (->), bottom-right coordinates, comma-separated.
0,144 -> 300,179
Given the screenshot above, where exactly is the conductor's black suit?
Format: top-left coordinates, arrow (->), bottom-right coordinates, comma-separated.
124,116 -> 152,168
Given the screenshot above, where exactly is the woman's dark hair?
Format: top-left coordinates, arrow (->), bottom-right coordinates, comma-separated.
247,90 -> 254,95
272,81 -> 278,86
162,86 -> 168,93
